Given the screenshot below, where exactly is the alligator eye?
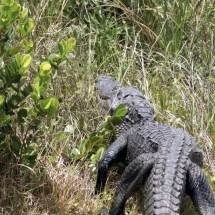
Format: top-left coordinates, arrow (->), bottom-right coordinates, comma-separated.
99,94 -> 110,100
112,86 -> 122,96
149,141 -> 158,152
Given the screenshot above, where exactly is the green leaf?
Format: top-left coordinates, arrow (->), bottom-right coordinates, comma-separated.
24,19 -> 34,33
59,60 -> 66,67
22,40 -> 33,53
39,98 -> 52,110
39,78 -> 50,94
54,132 -> 64,141
67,37 -> 76,50
85,140 -> 93,153
0,114 -> 10,124
47,106 -> 57,117
24,156 -> 37,168
51,97 -> 59,109
40,62 -> 51,71
78,139 -> 87,154
115,107 -> 127,117
18,109 -> 27,122
10,1 -> 21,12
18,19 -> 34,37
21,84 -> 33,97
32,77 -> 40,89
24,143 -> 39,157
90,147 -> 105,163
11,74 -> 22,83
15,53 -> 22,68
8,46 -> 21,56
29,119 -> 42,130
0,94 -> 5,107
21,54 -> 32,69
89,132 -> 97,138
90,136 -> 103,146
11,135 -> 21,155
17,27 -> 26,37
102,121 -> 114,131
38,97 -> 60,117
39,62 -> 52,76
57,42 -> 64,57
9,95 -> 22,105
30,92 -> 39,103
0,79 -> 4,88
48,54 -> 60,64
0,142 -> 7,150
61,39 -> 67,50
108,116 -> 123,125
114,104 -> 126,114
21,8 -> 28,19
2,0 -> 14,6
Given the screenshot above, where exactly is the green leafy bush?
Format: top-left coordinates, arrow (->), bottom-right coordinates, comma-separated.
0,0 -> 76,169
70,104 -> 127,170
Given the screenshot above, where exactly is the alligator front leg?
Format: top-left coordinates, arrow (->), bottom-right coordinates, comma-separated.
95,133 -> 128,194
186,161 -> 215,215
109,153 -> 155,215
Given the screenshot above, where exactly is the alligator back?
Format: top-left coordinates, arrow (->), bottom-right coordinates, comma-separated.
123,121 -> 203,214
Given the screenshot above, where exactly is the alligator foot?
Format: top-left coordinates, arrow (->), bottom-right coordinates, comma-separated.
187,161 -> 215,215
109,153 -> 154,215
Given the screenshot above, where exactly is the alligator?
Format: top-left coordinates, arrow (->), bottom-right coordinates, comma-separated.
94,75 -> 215,215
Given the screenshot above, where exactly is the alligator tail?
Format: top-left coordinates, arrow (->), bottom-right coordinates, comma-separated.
144,139 -> 187,215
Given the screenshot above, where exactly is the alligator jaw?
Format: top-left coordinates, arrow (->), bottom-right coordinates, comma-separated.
95,75 -> 122,115
96,92 -> 112,115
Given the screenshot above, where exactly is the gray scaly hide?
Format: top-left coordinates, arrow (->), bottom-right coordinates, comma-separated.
95,75 -> 215,215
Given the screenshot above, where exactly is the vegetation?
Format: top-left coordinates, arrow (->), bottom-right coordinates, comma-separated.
0,0 -> 214,214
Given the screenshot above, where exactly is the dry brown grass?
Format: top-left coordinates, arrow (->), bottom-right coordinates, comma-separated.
0,156 -> 104,215
44,157 -> 101,214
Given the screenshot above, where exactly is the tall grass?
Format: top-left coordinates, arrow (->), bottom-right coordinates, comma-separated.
1,0 -> 214,214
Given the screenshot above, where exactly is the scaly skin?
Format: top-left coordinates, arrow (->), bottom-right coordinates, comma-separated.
94,75 -> 215,215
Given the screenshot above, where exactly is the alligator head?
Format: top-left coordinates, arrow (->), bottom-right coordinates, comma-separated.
95,75 -> 155,128
95,75 -> 122,115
